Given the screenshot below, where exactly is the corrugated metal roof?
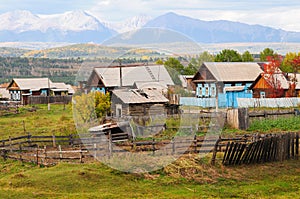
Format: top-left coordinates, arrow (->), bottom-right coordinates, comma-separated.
9,78 -> 74,93
133,81 -> 168,90
94,65 -> 174,87
263,73 -> 290,89
11,78 -> 52,90
112,88 -> 169,104
203,62 -> 263,82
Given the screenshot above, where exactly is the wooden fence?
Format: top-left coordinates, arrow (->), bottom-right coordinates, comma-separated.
222,132 -> 299,166
0,132 -> 299,166
28,96 -> 72,105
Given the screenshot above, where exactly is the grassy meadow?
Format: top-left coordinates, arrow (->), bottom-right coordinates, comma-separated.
0,104 -> 76,138
0,104 -> 299,198
0,157 -> 299,198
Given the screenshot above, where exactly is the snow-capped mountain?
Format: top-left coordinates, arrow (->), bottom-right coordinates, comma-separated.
0,10 -> 116,42
103,14 -> 152,33
143,12 -> 300,43
0,10 -> 40,33
1,10 -> 300,44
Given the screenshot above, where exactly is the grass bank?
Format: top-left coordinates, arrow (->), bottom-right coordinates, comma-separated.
0,157 -> 299,198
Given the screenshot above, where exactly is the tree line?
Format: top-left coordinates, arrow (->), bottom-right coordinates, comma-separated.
1,48 -> 300,85
159,48 -> 300,75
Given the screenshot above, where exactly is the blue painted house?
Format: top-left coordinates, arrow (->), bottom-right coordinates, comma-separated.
191,62 -> 263,108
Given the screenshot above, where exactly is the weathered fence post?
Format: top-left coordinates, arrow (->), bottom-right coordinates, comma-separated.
52,134 -> 56,148
69,134 -> 73,146
152,138 -> 155,155
296,133 -> 299,160
36,145 -> 39,165
171,137 -> 175,155
238,108 -> 249,130
108,130 -> 112,157
9,136 -> 12,152
94,143 -> 97,158
211,136 -> 221,165
194,135 -> 197,153
58,145 -> 62,162
80,145 -> 83,163
19,143 -> 22,162
2,149 -> 8,160
43,145 -> 47,165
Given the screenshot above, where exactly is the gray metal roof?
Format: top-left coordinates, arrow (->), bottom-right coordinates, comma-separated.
10,78 -> 52,90
263,73 -> 290,89
112,88 -> 169,104
133,81 -> 168,90
94,65 -> 174,87
203,62 -> 263,82
8,78 -> 74,93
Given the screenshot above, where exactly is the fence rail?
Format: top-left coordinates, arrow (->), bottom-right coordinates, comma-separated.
0,132 -> 299,166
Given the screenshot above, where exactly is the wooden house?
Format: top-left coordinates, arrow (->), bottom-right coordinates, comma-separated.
7,78 -> 73,105
111,87 -> 169,117
250,73 -> 289,98
86,64 -> 174,93
192,62 -> 263,108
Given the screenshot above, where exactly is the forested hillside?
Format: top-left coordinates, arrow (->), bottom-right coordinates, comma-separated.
0,57 -> 82,84
0,43 -> 167,85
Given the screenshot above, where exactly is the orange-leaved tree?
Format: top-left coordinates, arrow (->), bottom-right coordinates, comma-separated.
288,55 -> 300,97
263,55 -> 284,98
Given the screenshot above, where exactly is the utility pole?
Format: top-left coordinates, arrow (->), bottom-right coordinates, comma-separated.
215,82 -> 219,112
48,77 -> 51,111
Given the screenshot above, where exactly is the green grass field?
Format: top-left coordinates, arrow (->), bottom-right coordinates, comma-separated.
0,104 -> 76,138
0,104 -> 299,198
0,158 -> 299,199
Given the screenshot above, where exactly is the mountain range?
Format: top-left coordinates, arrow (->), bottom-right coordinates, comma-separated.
1,10 -> 300,44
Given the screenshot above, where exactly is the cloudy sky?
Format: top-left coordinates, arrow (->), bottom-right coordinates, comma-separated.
1,0 -> 300,31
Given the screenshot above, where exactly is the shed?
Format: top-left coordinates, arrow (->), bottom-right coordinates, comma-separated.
111,88 -> 169,117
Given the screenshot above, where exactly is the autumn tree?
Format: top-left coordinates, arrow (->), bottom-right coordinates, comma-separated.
214,49 -> 242,62
263,55 -> 284,98
94,91 -> 111,118
155,59 -> 164,65
287,55 -> 300,97
73,91 -> 111,126
281,52 -> 300,72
